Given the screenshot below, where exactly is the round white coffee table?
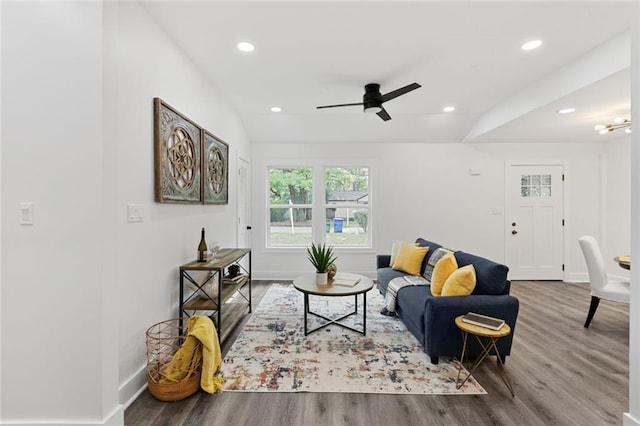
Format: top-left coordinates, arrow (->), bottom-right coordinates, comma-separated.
293,272 -> 374,336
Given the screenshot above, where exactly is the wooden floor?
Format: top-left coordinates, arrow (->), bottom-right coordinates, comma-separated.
125,280 -> 629,425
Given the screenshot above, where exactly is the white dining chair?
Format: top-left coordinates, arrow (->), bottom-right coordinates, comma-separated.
578,235 -> 630,328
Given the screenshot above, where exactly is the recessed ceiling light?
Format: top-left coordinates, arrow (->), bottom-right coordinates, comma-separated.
558,108 -> 575,114
271,106 -> 282,113
443,106 -> 455,113
237,41 -> 255,52
521,39 -> 543,51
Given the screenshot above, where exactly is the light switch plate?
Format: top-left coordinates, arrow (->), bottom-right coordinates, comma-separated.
127,204 -> 144,223
20,202 -> 34,225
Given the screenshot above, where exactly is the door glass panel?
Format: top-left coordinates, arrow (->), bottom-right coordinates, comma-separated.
521,174 -> 552,198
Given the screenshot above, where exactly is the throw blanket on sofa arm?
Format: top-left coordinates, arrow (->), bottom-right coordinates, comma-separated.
383,275 -> 429,314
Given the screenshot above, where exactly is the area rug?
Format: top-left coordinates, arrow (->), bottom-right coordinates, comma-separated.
221,283 -> 485,394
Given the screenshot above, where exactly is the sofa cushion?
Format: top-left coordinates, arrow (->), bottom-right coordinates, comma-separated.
441,264 -> 476,296
392,243 -> 429,275
430,252 -> 458,296
390,241 -> 416,268
454,251 -> 508,295
423,247 -> 453,283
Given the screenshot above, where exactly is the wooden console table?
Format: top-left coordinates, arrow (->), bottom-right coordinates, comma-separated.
179,248 -> 251,339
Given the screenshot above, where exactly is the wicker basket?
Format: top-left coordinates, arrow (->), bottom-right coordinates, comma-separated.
146,318 -> 202,401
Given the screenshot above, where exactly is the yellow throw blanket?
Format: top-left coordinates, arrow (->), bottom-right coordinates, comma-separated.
159,316 -> 225,393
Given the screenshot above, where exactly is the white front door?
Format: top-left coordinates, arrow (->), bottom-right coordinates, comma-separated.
505,163 -> 564,280
237,157 -> 251,249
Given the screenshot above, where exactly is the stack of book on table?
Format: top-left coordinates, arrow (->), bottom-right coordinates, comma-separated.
332,276 -> 361,287
223,274 -> 248,285
461,312 -> 505,330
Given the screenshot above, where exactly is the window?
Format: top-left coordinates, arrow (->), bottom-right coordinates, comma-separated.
268,167 -> 313,247
267,166 -> 371,248
325,167 -> 369,247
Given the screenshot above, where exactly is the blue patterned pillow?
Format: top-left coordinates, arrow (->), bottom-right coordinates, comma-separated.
422,247 -> 453,283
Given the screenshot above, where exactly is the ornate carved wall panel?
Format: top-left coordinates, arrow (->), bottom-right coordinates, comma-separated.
154,98 -> 202,203
202,129 -> 229,204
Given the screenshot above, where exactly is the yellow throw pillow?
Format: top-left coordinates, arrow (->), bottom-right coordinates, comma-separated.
392,243 -> 429,275
441,264 -> 477,296
430,252 -> 458,296
390,241 -> 417,268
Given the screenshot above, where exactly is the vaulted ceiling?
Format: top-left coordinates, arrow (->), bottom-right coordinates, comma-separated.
143,1 -> 633,144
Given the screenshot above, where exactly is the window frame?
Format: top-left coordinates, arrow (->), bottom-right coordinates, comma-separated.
265,162 -> 373,251
323,165 -> 371,249
266,166 -> 314,249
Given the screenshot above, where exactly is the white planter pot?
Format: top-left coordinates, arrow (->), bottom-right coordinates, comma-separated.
316,272 -> 329,286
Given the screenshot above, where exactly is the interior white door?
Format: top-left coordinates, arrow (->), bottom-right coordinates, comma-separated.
505,164 -> 564,280
237,157 -> 251,249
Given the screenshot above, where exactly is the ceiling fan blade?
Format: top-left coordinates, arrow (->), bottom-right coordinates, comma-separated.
316,102 -> 364,109
377,108 -> 392,121
381,83 -> 421,103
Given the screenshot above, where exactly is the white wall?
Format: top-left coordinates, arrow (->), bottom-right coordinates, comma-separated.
112,1 -> 250,409
1,1 -> 115,424
0,1 -> 250,424
251,141 -> 608,282
604,136 -> 631,282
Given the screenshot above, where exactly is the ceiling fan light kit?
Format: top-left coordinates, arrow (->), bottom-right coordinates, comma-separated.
317,82 -> 421,121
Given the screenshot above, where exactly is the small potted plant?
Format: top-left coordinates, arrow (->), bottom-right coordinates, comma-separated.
306,242 -> 337,286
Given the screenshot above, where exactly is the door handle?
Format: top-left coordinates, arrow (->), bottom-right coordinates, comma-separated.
512,230 -> 518,235
246,225 -> 252,230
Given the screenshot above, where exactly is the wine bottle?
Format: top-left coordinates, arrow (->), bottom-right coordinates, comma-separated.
197,227 -> 208,262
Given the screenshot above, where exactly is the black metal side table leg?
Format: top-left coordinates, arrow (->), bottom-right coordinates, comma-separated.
303,293 -> 309,336
362,292 -> 367,335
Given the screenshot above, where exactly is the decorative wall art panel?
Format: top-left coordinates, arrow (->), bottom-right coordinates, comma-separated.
154,98 -> 202,203
202,129 -> 229,204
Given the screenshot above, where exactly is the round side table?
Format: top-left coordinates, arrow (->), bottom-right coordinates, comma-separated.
454,315 -> 515,397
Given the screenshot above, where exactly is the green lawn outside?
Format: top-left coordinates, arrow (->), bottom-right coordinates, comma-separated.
269,223 -> 368,246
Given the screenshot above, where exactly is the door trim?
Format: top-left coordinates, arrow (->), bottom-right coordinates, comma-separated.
504,160 -> 566,280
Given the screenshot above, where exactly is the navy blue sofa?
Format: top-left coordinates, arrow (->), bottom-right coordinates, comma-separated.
377,238 -> 519,364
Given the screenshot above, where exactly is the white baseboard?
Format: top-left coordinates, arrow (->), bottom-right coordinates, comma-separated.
119,364 -> 147,410
563,272 -> 589,283
103,405 -> 124,426
564,272 -> 628,284
0,405 -> 124,426
624,412 -> 640,426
